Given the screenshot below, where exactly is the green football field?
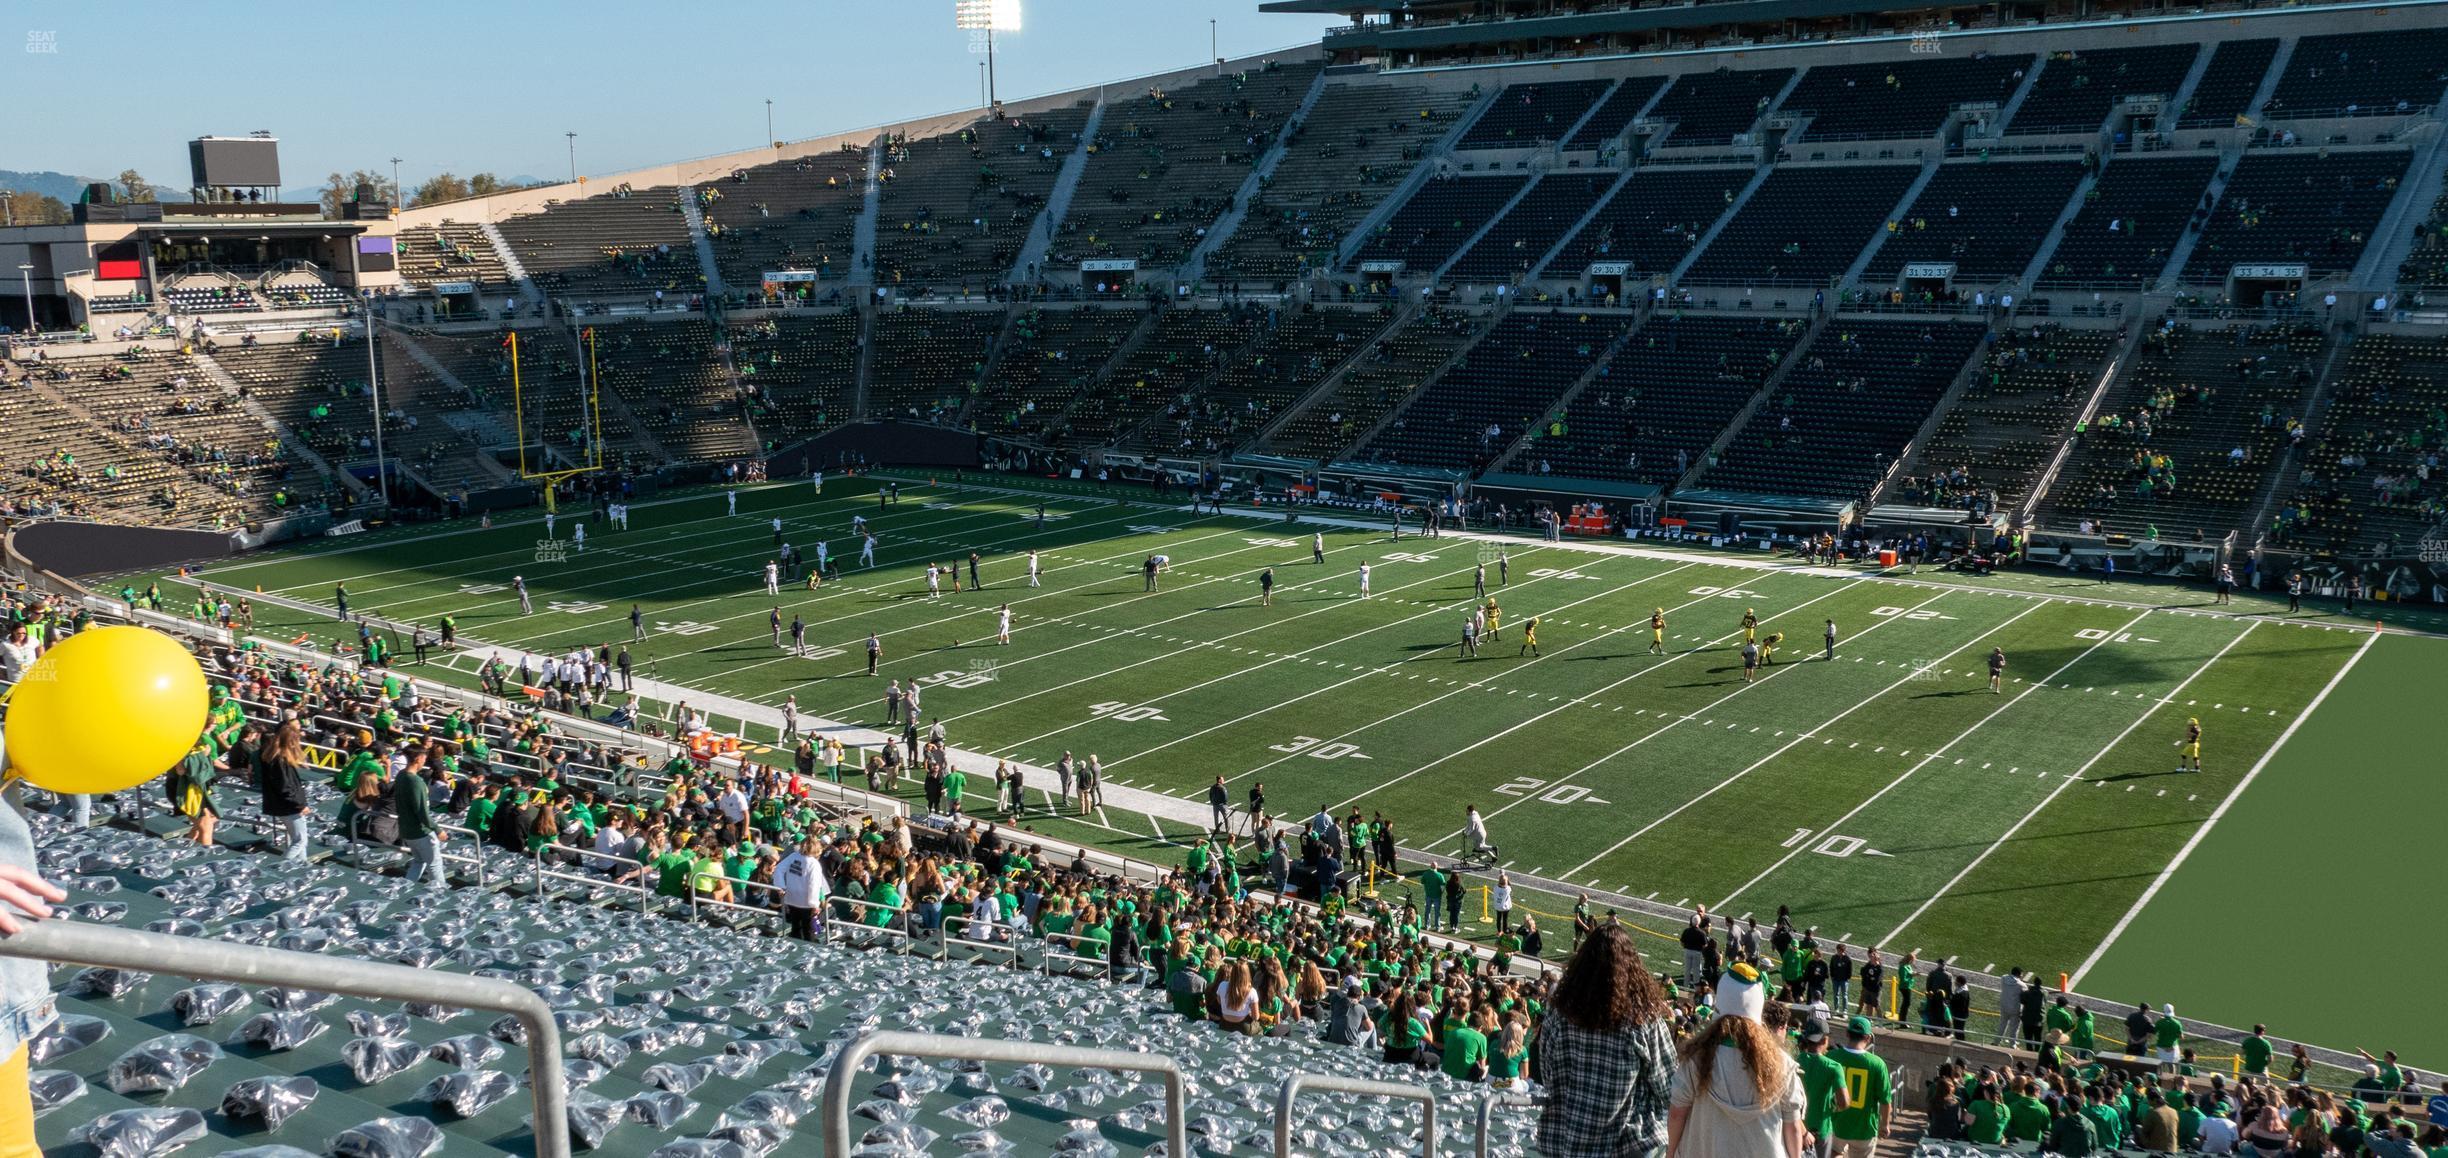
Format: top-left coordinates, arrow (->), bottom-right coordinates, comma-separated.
164,474 -> 2439,1061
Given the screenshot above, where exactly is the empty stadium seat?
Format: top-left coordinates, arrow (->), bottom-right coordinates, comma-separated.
1268,306 -> 1479,461
2177,39 -> 2279,129
876,104 -> 1094,288
1512,314 -> 1806,486
1683,164 -> 1919,285
1544,167 -> 1749,291
1863,160 -> 2087,284
497,189 -> 698,300
1356,309 -> 1633,470
2179,150 -> 2409,283
1896,324 -> 2118,512
1457,79 -> 1613,148
1649,68 -> 1794,147
1698,320 -> 1988,498
1783,56 -> 2032,142
1352,174 -> 1530,274
2009,45 -> 2199,135
1446,173 -> 1622,283
702,149 -> 869,290
2037,155 -> 2217,290
2262,29 -> 2448,118
1211,84 -> 1477,281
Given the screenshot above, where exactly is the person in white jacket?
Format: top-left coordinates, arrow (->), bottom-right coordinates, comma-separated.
776,837 -> 827,942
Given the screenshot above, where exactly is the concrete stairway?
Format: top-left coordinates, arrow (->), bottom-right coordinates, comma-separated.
478,221 -> 544,307
1668,165 -> 1774,285
850,138 -> 883,288
1183,68 -> 1331,285
1841,155 -> 1945,287
1673,312 -> 1824,492
678,196 -> 725,297
1009,99 -> 1109,286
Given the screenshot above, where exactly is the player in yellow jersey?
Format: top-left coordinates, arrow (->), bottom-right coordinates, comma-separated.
1519,617 -> 1540,656
1760,631 -> 1784,665
1648,609 -> 1666,655
2175,717 -> 2201,773
1483,598 -> 1502,642
1741,607 -> 1759,643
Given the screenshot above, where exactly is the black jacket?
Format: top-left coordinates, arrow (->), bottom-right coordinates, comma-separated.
258,755 -> 307,818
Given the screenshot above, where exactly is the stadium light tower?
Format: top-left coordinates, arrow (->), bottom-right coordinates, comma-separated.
565,132 -> 578,184
17,264 -> 32,333
389,157 -> 402,204
766,99 -> 775,148
955,0 -> 1022,107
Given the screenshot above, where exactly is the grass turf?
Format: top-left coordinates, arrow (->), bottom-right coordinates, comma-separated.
160,474 -> 2421,1059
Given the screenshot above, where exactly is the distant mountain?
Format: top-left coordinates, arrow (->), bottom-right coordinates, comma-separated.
0,169 -> 185,204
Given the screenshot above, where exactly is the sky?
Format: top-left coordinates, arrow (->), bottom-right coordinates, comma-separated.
4,0 -> 1344,194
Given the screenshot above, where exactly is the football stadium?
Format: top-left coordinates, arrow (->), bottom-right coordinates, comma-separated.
4,1 -> 2447,1154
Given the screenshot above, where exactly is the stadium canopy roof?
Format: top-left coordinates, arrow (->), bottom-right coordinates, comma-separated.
1263,0 -> 1957,46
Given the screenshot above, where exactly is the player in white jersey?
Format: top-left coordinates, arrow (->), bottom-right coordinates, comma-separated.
573,523 -> 585,551
764,561 -> 780,595
926,564 -> 941,597
816,540 -> 830,575
997,604 -> 1012,645
1313,532 -> 1325,563
544,511 -> 556,537
726,489 -> 737,515
812,469 -> 823,494
860,533 -> 877,567
1028,550 -> 1041,587
1358,562 -> 1372,597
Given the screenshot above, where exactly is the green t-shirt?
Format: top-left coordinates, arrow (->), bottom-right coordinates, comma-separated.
1440,1023 -> 1487,1080
2179,1107 -> 2204,1147
943,770 -> 966,803
2153,1015 -> 2182,1049
2241,1035 -> 2273,1074
1797,1052 -> 1846,1135
2007,1095 -> 2051,1143
1968,1100 -> 2010,1145
465,797 -> 497,836
653,851 -> 697,898
1829,1048 -> 1892,1141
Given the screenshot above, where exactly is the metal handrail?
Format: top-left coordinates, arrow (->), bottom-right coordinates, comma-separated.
820,1030 -> 1186,1157
0,920 -> 570,1158
1475,1089 -> 1541,1158
530,840 -> 654,915
1276,1071 -> 1438,1157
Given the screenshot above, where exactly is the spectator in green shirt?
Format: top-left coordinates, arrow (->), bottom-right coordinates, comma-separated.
1966,1083 -> 2010,1145
1440,999 -> 1488,1082
2242,1025 -> 2274,1076
2006,1078 -> 2052,1143
2152,1004 -> 2184,1064
1829,1016 -> 1894,1156
2050,1095 -> 2101,1158
1796,1018 -> 1852,1157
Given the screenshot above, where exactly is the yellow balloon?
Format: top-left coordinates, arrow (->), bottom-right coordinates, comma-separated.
2,625 -> 209,796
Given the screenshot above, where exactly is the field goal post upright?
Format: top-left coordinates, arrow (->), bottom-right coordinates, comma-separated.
507,321 -> 606,513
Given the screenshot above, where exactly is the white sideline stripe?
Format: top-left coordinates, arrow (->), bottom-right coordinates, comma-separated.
1554,591 -> 2040,878
1084,558 -> 1695,770
2065,625 -> 2379,988
1313,578 -> 1875,812
1879,619 -> 2261,946
1712,607 -> 2155,911
953,547 -> 1573,740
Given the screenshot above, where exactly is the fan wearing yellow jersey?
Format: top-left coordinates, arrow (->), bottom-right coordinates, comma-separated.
1648,609 -> 1667,656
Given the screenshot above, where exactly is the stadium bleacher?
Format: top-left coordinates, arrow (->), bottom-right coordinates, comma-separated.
2178,150 -> 2409,284
1355,309 -> 1633,471
395,221 -> 513,290
1861,159 -> 2089,285
1564,75 -> 1667,151
2036,323 -> 2323,539
2007,45 -> 2199,135
1050,60 -> 1321,269
1266,305 -> 1480,460
1135,303 -> 1386,455
1894,323 -> 2119,513
730,312 -> 860,448
864,308 -> 1001,424
701,149 -> 869,291
1697,319 -> 1988,499
2036,154 -> 2217,290
1209,83 -> 1477,281
496,189 -> 698,300
1542,167 -> 1749,290
2272,332 -> 2448,555
1351,174 -> 1531,274
1647,67 -> 1794,147
972,306 -> 1148,444
1782,55 -> 2033,141
1065,307 -> 1267,446
1510,314 -> 1806,486
2177,38 -> 2280,129
1444,173 -> 1624,283
1456,79 -> 1614,149
209,341 -> 386,465
876,104 -> 1095,288
1682,164 -> 1920,285
2261,28 -> 2448,118
0,353 -> 287,527
588,319 -> 751,460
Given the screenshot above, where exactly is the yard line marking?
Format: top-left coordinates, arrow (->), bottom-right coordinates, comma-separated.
1329,577 -> 1880,817
954,549 -> 1585,747
1712,608 -> 2154,911
1878,620 -> 2259,946
2067,625 -> 2378,988
1081,561 -> 1701,770
1553,593 -> 2042,878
